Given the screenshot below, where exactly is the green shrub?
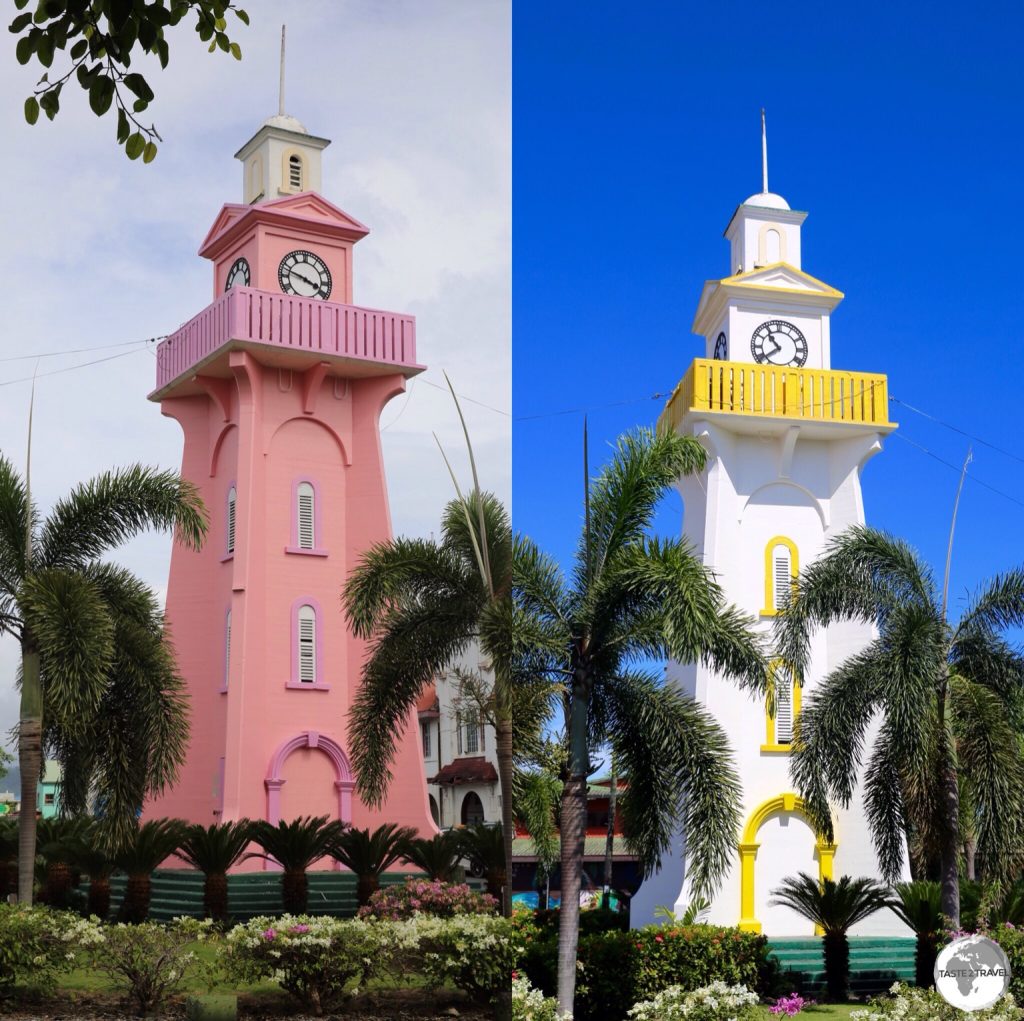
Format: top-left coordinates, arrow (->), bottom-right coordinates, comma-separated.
407,913 -> 523,1006
224,915 -> 387,1016
519,923 -> 773,1021
88,917 -> 213,1016
851,982 -> 1018,1020
986,924 -> 1024,1004
0,904 -> 103,995
628,981 -> 760,1021
512,974 -> 565,1021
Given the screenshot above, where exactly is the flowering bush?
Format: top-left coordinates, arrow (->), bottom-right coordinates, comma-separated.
770,992 -> 815,1015
519,923 -> 774,1021
0,905 -> 104,994
224,914 -> 388,1015
851,982 -> 1019,1020
403,913 -> 524,1005
628,981 -> 760,1021
512,974 -> 565,1021
87,917 -> 213,1016
358,877 -> 498,919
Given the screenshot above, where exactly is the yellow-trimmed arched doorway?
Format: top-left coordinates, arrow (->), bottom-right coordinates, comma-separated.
738,792 -> 836,935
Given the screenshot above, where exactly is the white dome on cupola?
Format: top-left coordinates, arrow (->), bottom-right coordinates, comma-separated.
261,113 -> 308,136
742,191 -> 790,211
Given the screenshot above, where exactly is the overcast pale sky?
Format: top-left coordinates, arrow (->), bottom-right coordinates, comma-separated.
0,1 -> 510,768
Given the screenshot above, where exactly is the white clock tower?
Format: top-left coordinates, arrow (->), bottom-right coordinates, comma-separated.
631,120 -> 910,936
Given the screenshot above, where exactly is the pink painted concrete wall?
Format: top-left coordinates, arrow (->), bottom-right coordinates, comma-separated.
145,199 -> 435,867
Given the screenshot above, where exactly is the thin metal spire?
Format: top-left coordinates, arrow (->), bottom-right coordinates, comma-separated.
278,25 -> 286,116
761,107 -> 768,194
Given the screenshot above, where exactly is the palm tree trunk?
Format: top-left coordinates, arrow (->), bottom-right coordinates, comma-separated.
557,677 -> 589,1018
205,872 -> 228,923
965,838 -> 976,882
602,758 -> 616,910
938,682 -> 961,928
87,877 -> 111,920
495,713 -> 514,918
17,642 -> 42,905
916,932 -> 938,988
823,932 -> 850,1001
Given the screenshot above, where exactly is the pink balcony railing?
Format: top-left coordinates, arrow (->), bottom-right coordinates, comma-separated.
154,286 -> 418,391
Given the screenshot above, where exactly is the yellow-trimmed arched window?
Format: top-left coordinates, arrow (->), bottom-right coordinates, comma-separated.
761,535 -> 798,616
763,659 -> 801,752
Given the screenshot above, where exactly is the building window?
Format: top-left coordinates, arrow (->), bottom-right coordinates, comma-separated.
461,791 -> 485,826
764,660 -> 801,751
288,154 -> 303,190
224,609 -> 231,689
762,536 -> 798,616
429,794 -> 440,826
297,604 -> 316,683
297,482 -> 315,550
226,486 -> 237,555
44,793 -> 55,806
457,710 -> 484,755
421,721 -> 432,758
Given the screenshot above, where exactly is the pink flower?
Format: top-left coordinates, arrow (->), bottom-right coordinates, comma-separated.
655,934 -> 664,943
289,924 -> 310,934
262,928 -> 276,940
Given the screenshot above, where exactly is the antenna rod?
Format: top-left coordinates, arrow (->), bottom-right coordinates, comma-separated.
278,25 -> 286,116
761,108 -> 768,194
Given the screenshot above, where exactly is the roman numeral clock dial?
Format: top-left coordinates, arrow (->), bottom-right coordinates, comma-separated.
278,250 -> 332,300
750,320 -> 808,367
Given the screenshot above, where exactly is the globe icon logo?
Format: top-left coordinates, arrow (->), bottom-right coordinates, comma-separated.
934,935 -> 1011,1011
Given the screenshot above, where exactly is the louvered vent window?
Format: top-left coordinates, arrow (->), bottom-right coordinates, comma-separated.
297,482 -> 315,549
224,610 -> 231,687
288,154 -> 302,190
773,544 -> 792,611
297,604 -> 316,683
227,487 -> 237,554
774,664 -> 793,745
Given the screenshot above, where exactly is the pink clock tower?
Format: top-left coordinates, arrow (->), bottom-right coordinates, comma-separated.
144,107 -> 434,851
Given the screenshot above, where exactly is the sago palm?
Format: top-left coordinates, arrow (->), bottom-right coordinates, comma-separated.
515,427 -> 767,1016
888,880 -> 942,988
330,822 -> 416,907
0,454 -> 206,903
71,840 -> 116,920
36,815 -> 92,908
174,820 -> 253,923
114,817 -> 186,923
458,823 -> 506,901
402,831 -> 463,882
249,815 -> 346,914
774,526 -> 1024,927
770,873 -> 889,1002
343,490 -> 516,915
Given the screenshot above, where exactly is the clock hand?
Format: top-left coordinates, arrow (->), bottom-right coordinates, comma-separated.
765,337 -> 782,357
290,267 -> 319,288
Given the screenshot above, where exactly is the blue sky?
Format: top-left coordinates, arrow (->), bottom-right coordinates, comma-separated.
512,0 -> 1024,618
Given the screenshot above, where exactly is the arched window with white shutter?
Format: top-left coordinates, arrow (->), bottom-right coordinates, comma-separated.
761,535 -> 798,616
288,597 -> 327,689
222,608 -> 231,692
226,486 -> 237,555
287,479 -> 327,556
763,659 -> 801,751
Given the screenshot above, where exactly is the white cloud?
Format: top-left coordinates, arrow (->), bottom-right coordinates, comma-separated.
0,1 -> 510,753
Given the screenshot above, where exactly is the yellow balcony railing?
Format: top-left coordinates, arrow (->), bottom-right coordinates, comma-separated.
658,358 -> 893,434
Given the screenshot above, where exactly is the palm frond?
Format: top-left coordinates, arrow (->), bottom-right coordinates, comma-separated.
331,823 -> 417,876
0,453 -> 29,601
249,816 -> 345,872
769,872 -> 889,935
174,821 -> 254,874
38,465 -> 207,569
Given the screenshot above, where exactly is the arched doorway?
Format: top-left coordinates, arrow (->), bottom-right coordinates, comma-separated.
429,795 -> 440,826
738,792 -> 836,935
461,791 -> 485,826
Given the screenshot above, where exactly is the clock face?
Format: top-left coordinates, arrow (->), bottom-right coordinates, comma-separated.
713,332 -> 728,360
278,250 -> 332,300
225,257 -> 250,291
750,320 -> 808,367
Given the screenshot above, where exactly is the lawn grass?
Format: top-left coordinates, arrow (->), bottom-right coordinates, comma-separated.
757,1006 -> 862,1018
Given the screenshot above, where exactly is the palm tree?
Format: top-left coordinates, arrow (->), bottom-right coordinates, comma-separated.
888,881 -> 942,988
458,823 -> 506,901
770,873 -> 889,1001
343,490 -> 515,915
71,840 -> 116,920
249,816 -> 345,914
0,455 -> 206,903
402,831 -> 463,882
174,820 -> 253,923
330,822 -> 416,907
515,427 -> 767,1015
36,815 -> 93,908
114,818 -> 186,923
773,526 -> 1024,927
